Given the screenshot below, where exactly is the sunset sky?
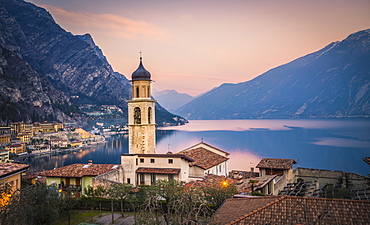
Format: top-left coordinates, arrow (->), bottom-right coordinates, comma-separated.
28,0 -> 370,96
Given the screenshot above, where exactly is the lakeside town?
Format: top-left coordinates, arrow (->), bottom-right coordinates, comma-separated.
1,57 -> 370,224
0,121 -> 113,164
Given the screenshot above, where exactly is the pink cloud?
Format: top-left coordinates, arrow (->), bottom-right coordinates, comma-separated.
41,5 -> 170,41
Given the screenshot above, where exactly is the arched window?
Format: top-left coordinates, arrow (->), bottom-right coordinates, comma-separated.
136,86 -> 140,98
134,107 -> 141,124
148,107 -> 152,124
148,86 -> 150,97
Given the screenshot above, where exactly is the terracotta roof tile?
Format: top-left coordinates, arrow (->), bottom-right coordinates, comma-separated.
256,158 -> 297,170
212,196 -> 370,225
136,167 -> 180,174
0,163 -> 29,178
39,163 -> 120,178
183,142 -> 230,155
179,147 -> 228,170
212,196 -> 282,225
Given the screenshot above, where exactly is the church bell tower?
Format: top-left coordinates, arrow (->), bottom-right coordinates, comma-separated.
127,56 -> 156,154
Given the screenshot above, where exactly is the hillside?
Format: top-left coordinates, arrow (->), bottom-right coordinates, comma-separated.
176,29 -> 370,119
0,0 -> 185,126
152,89 -> 194,114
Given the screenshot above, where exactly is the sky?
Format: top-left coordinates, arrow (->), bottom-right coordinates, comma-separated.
27,0 -> 370,96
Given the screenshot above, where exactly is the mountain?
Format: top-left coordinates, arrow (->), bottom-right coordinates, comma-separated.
152,89 -> 194,113
0,0 -> 185,126
176,29 -> 370,119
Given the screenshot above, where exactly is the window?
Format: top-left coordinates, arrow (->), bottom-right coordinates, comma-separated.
140,158 -> 144,163
148,107 -> 152,124
168,174 -> 174,181
127,178 -> 131,184
136,86 -> 139,98
134,107 -> 141,124
168,159 -> 173,164
151,174 -> 156,184
136,158 -> 138,165
150,159 -> 155,163
140,174 -> 145,185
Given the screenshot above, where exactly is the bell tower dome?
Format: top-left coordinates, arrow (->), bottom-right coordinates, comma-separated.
127,56 -> 156,154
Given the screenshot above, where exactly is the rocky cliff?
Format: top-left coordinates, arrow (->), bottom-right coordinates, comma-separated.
0,0 -> 185,126
176,29 -> 370,119
0,15 -> 83,125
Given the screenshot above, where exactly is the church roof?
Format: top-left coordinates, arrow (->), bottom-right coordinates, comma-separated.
179,147 -> 229,170
132,57 -> 151,81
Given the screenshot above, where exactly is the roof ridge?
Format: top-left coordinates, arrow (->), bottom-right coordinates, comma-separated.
228,196 -> 286,224
181,142 -> 230,155
286,195 -> 370,203
226,196 -> 280,202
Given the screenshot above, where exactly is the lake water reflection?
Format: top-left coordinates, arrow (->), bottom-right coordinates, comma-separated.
28,119 -> 370,176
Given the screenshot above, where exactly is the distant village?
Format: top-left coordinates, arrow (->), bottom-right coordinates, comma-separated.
0,121 -> 112,163
1,57 -> 370,224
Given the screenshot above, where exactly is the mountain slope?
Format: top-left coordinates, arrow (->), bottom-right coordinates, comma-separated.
152,89 -> 194,113
0,12 -> 84,125
176,29 -> 370,119
0,0 -> 184,126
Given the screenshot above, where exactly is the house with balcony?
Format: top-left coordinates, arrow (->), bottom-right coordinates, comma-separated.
120,142 -> 230,186
39,161 -> 121,196
120,153 -> 194,186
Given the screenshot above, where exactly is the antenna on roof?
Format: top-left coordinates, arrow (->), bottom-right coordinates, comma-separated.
201,138 -> 204,143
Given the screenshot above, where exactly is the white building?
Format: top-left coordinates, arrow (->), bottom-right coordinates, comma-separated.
120,57 -> 230,186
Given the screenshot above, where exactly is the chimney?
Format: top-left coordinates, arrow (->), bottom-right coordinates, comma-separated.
88,160 -> 93,164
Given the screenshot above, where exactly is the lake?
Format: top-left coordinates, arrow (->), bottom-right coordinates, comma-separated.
28,119 -> 370,176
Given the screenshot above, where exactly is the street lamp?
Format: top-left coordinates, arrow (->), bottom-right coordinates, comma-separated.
222,180 -> 229,187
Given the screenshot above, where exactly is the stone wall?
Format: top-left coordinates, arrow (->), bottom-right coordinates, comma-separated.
294,167 -> 368,188
273,174 -> 288,195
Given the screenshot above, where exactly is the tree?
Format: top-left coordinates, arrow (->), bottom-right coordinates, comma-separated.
135,180 -> 214,225
0,184 -> 62,225
108,183 -> 134,218
201,181 -> 237,209
249,179 -> 258,192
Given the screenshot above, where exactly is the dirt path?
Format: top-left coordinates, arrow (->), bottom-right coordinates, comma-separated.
93,213 -> 135,225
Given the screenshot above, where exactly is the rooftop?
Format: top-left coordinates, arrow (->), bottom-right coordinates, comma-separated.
136,167 -> 180,175
212,196 -> 370,224
0,163 -> 29,179
40,163 -> 120,178
179,147 -> 228,170
256,158 -> 297,170
121,153 -> 194,162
